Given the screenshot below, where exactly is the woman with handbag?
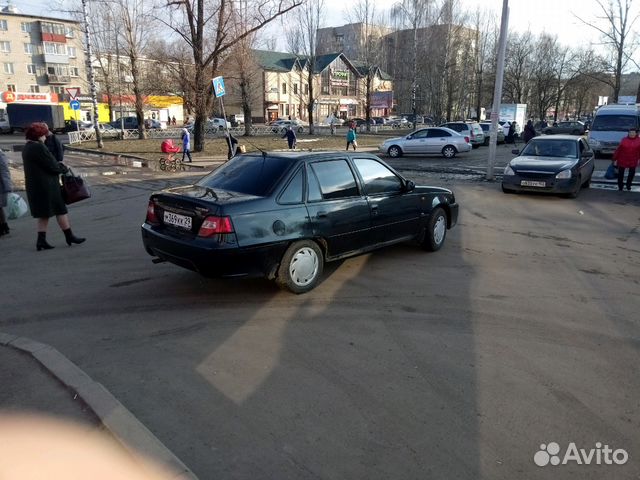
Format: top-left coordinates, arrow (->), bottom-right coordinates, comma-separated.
0,150 -> 11,236
612,128 -> 640,191
22,122 -> 85,251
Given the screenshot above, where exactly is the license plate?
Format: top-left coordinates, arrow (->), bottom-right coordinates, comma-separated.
163,211 -> 192,230
520,180 -> 546,187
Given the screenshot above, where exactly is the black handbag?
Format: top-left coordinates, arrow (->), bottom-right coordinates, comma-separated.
61,168 -> 91,205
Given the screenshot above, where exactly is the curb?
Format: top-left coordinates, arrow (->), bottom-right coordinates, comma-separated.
0,332 -> 198,480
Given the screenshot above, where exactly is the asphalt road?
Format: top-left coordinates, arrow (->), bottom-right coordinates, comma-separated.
1,160 -> 639,479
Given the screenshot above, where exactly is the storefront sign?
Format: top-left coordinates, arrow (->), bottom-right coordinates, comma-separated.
3,91 -> 54,103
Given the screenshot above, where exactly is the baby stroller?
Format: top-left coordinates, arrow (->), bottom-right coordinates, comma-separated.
160,139 -> 182,172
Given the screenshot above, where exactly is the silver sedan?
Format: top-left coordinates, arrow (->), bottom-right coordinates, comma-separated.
380,127 -> 473,158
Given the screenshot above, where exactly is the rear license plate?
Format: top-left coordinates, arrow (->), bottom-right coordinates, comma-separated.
164,211 -> 192,230
520,180 -> 546,187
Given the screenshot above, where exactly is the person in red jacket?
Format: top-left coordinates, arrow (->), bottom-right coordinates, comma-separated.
612,128 -> 640,191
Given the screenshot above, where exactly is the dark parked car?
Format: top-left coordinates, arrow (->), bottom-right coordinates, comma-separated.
502,135 -> 595,198
142,152 -> 459,293
542,121 -> 586,135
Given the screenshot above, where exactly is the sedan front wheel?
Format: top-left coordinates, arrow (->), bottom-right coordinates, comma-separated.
422,207 -> 447,252
276,240 -> 324,294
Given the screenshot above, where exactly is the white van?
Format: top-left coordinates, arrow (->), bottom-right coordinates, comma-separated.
587,104 -> 640,157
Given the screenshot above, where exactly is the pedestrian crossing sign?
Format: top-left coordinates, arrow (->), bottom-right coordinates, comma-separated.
212,76 -> 225,98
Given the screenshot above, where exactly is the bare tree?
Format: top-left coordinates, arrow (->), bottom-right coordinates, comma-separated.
161,0 -> 302,151
503,31 -> 533,104
116,0 -> 154,139
575,0 -> 640,103
283,0 -> 323,133
471,8 -> 495,120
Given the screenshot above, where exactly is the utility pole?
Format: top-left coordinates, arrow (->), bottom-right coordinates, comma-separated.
486,0 -> 509,180
115,25 -> 124,135
81,0 -> 103,148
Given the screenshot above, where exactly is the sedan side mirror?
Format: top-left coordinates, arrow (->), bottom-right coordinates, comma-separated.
511,149 -> 520,155
406,135 -> 413,140
404,180 -> 415,192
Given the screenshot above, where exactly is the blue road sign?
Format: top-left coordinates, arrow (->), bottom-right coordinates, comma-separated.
212,76 -> 225,98
70,100 -> 80,110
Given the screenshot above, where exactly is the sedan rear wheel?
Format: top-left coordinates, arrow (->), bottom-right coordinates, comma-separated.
276,240 -> 324,294
442,145 -> 457,158
388,145 -> 403,158
422,207 -> 447,252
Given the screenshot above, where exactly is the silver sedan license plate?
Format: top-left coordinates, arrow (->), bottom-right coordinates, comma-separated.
164,211 -> 192,230
521,180 -> 546,187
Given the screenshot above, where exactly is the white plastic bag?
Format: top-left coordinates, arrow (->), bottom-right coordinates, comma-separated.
7,192 -> 28,220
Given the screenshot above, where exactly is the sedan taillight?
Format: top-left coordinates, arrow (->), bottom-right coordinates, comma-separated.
464,136 -> 470,143
146,200 -> 159,224
198,216 -> 234,237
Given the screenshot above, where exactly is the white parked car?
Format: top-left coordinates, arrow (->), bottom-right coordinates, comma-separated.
207,118 -> 231,130
380,127 -> 472,158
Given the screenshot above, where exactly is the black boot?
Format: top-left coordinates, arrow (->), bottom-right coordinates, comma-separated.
63,228 -> 85,246
36,232 -> 55,251
0,223 -> 8,236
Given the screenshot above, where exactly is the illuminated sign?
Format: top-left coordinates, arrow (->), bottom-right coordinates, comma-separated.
2,92 -> 53,103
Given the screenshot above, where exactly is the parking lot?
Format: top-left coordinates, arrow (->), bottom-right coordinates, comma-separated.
1,149 -> 639,479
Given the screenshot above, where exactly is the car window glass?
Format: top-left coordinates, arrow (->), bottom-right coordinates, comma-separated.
427,129 -> 450,137
278,168 -> 304,204
310,160 -> 359,200
306,167 -> 322,202
198,155 -> 291,196
353,158 -> 403,195
412,129 -> 429,139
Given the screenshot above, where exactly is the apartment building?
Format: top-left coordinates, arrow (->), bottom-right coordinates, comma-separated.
0,5 -> 86,120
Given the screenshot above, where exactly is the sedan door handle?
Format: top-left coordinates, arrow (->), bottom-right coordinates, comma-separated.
316,211 -> 327,218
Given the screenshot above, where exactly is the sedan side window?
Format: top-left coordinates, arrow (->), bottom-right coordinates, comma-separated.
278,167 -> 304,204
412,129 -> 429,139
427,129 -> 451,137
310,160 -> 359,200
354,158 -> 403,195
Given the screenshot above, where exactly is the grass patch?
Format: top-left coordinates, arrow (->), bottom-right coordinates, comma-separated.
72,132 -> 403,160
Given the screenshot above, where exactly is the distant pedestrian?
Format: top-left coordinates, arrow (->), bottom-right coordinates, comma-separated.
523,120 -> 537,143
612,127 -> 640,191
540,119 -> 548,129
346,127 -> 357,150
282,126 -> 296,149
172,116 -> 176,126
226,133 -> 239,159
43,125 -> 64,163
22,122 -> 85,251
506,122 -> 516,144
0,150 -> 11,236
181,128 -> 192,163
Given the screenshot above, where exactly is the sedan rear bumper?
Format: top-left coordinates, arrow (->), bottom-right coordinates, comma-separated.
141,224 -> 288,278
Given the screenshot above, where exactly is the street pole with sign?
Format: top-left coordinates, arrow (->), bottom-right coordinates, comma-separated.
212,76 -> 231,156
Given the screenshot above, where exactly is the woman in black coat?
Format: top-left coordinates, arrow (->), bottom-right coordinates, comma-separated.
523,120 -> 537,143
22,122 -> 85,251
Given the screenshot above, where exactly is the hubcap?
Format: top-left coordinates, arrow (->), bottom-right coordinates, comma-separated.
289,247 -> 319,286
433,215 -> 446,245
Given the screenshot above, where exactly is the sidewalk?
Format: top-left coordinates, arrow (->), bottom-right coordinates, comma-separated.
0,333 -> 197,479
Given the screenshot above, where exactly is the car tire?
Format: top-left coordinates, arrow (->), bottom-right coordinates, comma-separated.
442,145 -> 457,158
388,145 -> 403,158
276,240 -> 324,294
298,127 -> 303,134
566,176 -> 582,198
422,207 -> 447,252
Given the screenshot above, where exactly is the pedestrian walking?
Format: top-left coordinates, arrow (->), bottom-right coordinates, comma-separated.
282,126 -> 296,149
226,133 -> 239,159
506,122 -> 517,145
44,125 -> 64,163
22,122 -> 85,251
181,128 -> 192,163
0,150 -> 11,236
346,127 -> 357,151
523,120 -> 537,143
172,116 -> 176,126
612,128 -> 640,191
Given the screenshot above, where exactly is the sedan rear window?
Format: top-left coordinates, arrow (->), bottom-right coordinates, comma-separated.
197,155 -> 291,196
